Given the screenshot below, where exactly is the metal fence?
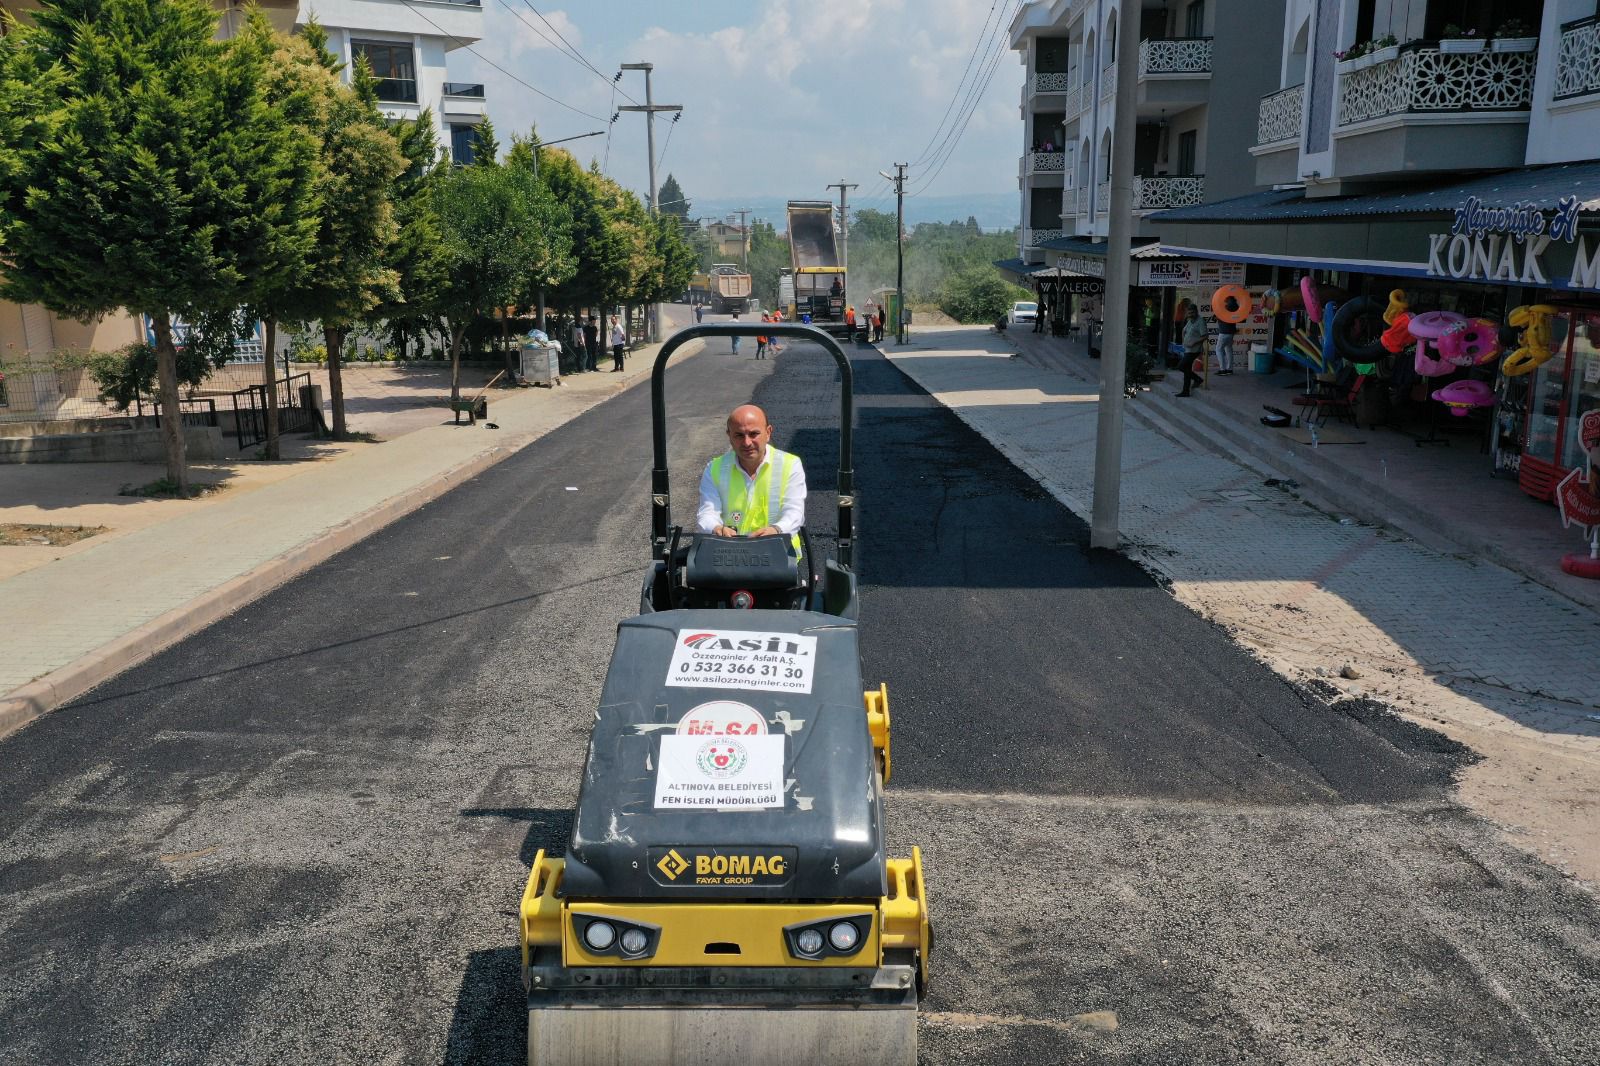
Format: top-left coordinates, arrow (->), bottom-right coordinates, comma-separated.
231,372 -> 314,450
0,364 -> 126,424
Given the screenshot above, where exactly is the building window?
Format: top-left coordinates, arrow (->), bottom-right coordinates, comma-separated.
450,124 -> 480,166
351,40 -> 417,104
1185,0 -> 1205,37
1177,130 -> 1197,176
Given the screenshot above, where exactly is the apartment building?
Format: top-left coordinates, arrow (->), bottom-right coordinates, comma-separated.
0,0 -> 488,424
1005,0 -> 1278,270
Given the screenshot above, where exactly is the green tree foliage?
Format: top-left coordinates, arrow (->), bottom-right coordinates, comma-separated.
470,116 -> 500,167
659,173 -> 689,218
746,220 -> 792,310
432,162 -> 568,399
936,266 -> 1033,324
844,213 -> 1023,311
372,109 -> 448,363
0,0 -> 319,493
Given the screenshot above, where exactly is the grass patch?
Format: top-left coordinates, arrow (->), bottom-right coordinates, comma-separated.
0,523 -> 109,547
118,477 -> 227,499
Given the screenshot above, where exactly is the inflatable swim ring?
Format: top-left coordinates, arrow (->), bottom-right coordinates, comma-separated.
1502,304 -> 1559,377
1382,289 -> 1409,325
1431,379 -> 1495,416
1439,318 -> 1502,367
1262,288 -> 1282,315
1409,310 -> 1466,377
1330,295 -> 1388,365
1301,277 -> 1323,322
1213,284 -> 1252,324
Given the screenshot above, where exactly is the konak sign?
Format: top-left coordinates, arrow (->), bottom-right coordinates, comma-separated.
1425,194 -> 1600,291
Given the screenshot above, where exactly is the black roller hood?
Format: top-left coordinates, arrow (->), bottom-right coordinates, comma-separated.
561,609 -> 887,901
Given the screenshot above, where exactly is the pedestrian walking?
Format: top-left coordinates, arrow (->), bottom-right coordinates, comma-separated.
1215,312 -> 1236,375
874,308 -> 885,342
694,304 -> 704,324
756,313 -> 770,360
1177,304 -> 1205,397
769,308 -> 783,352
1034,295 -> 1048,333
730,311 -> 741,355
570,318 -> 585,373
583,316 -> 599,372
609,315 -> 627,372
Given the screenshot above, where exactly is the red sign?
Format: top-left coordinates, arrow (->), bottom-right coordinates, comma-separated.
1556,467 -> 1600,534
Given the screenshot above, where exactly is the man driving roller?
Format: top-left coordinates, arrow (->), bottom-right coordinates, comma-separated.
697,404 -> 807,539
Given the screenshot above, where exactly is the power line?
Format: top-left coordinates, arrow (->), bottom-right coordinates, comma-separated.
911,0 -> 1022,185
509,0 -> 642,105
392,0 -> 607,122
909,0 -> 1022,196
909,0 -> 1007,167
655,113 -> 680,174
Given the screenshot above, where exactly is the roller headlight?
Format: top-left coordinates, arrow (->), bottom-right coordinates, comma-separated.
582,920 -> 616,952
794,928 -> 825,956
620,927 -> 649,956
828,921 -> 860,953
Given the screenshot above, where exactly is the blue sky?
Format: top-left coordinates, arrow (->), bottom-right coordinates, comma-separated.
457,1 -> 1021,213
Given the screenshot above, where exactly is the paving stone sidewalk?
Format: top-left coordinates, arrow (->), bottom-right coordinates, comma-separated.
883,324 -> 1600,735
0,343 -> 675,734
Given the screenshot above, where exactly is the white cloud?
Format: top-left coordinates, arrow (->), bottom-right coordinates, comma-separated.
456,0 -> 1021,200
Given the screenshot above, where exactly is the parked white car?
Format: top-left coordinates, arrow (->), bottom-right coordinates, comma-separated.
1009,301 -> 1038,325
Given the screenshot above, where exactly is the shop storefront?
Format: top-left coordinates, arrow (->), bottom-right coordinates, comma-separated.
1152,161 -> 1600,504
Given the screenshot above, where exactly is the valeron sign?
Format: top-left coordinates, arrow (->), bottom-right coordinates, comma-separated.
1426,193 -> 1600,290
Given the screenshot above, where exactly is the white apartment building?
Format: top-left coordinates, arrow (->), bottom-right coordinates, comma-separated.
1007,0 -> 1279,273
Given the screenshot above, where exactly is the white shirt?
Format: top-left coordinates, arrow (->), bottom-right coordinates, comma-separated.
610,323 -> 627,346
697,446 -> 808,534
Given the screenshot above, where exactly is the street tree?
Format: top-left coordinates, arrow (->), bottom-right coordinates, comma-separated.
432,162 -> 566,400
273,24 -> 406,440
470,116 -> 500,166
659,174 -> 690,219
541,152 -> 634,325
0,0 -> 319,493
373,109 -> 448,362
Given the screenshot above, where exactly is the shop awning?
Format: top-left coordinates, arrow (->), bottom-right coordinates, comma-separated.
1149,161 -> 1600,292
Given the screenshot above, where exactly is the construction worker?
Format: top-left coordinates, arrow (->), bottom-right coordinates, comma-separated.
845,306 -> 856,329
697,405 -> 807,542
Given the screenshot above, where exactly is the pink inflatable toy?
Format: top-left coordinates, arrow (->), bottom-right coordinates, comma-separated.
1431,379 -> 1496,417
1408,310 -> 1466,376
1439,317 -> 1503,367
1301,277 -> 1322,323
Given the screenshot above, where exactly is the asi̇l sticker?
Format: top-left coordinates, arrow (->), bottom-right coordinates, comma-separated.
665,629 -> 817,694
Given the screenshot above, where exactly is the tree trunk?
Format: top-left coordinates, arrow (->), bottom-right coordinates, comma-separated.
149,311 -> 191,495
324,324 -> 346,440
501,312 -> 517,384
448,323 -> 467,402
262,318 -> 280,460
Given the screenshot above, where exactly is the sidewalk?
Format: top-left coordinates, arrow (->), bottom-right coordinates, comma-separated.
882,323 -> 1600,886
0,338 -> 678,738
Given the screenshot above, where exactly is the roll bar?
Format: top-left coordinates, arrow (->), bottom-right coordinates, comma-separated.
650,323 -> 855,568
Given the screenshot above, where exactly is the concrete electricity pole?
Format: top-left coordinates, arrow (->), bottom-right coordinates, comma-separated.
879,164 -> 908,343
1089,6 -> 1142,550
734,208 -> 751,268
619,62 -> 682,341
825,179 -> 858,278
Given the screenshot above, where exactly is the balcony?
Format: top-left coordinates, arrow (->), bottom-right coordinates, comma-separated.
442,82 -> 485,98
1065,81 -> 1090,117
1099,62 -> 1117,103
1025,227 -> 1065,248
1252,84 -> 1303,186
1138,37 -> 1212,77
1028,71 -> 1071,99
1096,181 -> 1110,213
1555,16 -> 1600,101
1333,44 -> 1535,179
1133,174 -> 1203,211
1075,185 -> 1091,216
1020,150 -> 1067,178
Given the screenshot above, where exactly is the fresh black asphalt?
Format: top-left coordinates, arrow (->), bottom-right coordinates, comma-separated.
1,311 -> 1596,1065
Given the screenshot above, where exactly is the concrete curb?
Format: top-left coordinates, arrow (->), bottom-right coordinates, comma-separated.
0,364 -> 655,742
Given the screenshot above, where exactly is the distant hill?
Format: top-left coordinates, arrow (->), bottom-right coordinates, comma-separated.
690,193 -> 1017,233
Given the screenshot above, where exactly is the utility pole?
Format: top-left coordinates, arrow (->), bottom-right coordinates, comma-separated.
732,208 -> 751,268
1090,5 -> 1141,550
880,164 -> 908,343
619,63 -> 682,340
825,179 -> 858,278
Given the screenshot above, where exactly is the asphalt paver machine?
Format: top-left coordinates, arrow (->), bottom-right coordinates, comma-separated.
520,323 -> 932,1065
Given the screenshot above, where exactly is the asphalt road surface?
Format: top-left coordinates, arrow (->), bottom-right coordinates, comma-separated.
2,308 -> 1597,1065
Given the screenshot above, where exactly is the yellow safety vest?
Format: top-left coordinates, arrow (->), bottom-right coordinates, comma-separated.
710,448 -> 803,556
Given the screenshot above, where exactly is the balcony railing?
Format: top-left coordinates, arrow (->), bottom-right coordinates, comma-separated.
1256,83 -> 1304,145
372,78 -> 419,105
1555,15 -> 1600,100
1031,71 -> 1071,95
1061,82 -> 1084,117
1096,181 -> 1110,213
1337,45 -> 1535,127
1099,62 -> 1117,101
1138,37 -> 1213,76
1134,175 -> 1204,210
1075,186 -> 1091,216
1022,150 -> 1067,175
1025,228 -> 1064,248
442,82 -> 486,98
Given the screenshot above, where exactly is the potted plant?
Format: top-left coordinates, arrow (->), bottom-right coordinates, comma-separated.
1335,39 -> 1370,72
1440,24 -> 1485,53
1490,18 -> 1537,52
1368,33 -> 1400,64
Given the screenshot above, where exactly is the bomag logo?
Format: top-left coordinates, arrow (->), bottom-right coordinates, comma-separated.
697,853 -> 786,877
710,549 -> 771,568
682,633 -> 803,654
656,849 -> 689,881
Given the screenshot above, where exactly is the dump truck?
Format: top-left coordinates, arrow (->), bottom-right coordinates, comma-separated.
520,321 -> 932,1066
684,271 -> 712,306
709,263 -> 752,314
786,201 -> 857,337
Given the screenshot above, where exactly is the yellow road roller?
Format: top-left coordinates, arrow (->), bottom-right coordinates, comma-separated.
519,322 -> 932,1065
